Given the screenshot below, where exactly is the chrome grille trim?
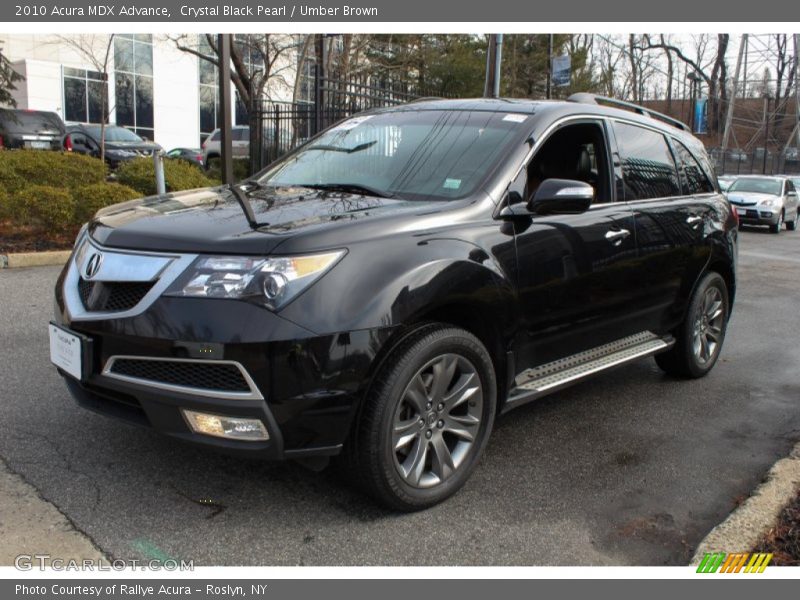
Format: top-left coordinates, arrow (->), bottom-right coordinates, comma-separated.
63,235 -> 197,322
102,355 -> 264,401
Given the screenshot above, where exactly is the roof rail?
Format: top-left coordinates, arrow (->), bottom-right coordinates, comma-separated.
567,93 -> 691,133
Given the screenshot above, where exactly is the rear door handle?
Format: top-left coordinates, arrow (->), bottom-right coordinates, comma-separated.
605,228 -> 631,246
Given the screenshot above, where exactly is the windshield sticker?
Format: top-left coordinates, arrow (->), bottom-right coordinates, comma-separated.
443,178 -> 462,190
334,115 -> 374,131
503,114 -> 527,123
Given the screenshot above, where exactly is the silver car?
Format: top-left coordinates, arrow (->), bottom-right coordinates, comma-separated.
201,125 -> 250,168
726,175 -> 799,233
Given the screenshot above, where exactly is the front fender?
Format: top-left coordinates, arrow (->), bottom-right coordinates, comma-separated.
279,235 -> 518,336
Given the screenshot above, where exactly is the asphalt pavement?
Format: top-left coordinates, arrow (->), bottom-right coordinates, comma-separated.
1,225 -> 799,566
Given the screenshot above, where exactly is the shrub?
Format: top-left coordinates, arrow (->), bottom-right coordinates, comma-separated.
0,186 -> 9,220
8,185 -> 76,230
72,182 -> 141,224
116,157 -> 218,196
0,150 -> 106,193
205,157 -> 249,183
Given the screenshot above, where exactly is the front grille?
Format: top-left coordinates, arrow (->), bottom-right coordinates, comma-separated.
746,209 -> 758,219
108,358 -> 252,393
78,278 -> 154,312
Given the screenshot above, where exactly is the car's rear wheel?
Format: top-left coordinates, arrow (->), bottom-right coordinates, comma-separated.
343,324 -> 496,511
770,210 -> 784,234
787,211 -> 797,231
655,272 -> 729,379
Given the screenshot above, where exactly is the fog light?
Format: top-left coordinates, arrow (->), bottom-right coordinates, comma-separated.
182,410 -> 269,441
762,211 -> 773,218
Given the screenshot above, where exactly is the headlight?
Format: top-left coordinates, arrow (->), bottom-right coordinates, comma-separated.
165,251 -> 345,310
758,198 -> 779,207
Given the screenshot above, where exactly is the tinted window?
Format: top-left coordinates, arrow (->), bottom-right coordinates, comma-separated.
0,109 -> 64,133
673,140 -> 715,194
612,122 -> 681,200
786,180 -> 795,193
83,125 -> 143,143
233,127 -> 249,141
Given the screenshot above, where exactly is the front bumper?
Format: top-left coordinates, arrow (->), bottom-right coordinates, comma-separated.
54,237 -> 396,459
732,206 -> 781,226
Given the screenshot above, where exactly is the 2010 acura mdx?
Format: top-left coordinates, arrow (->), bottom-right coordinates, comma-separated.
50,95 -> 737,510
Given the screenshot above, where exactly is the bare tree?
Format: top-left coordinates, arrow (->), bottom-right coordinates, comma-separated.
53,34 -> 114,162
643,34 -> 730,133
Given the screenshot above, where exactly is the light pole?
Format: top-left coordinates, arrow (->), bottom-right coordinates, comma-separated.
762,92 -> 772,174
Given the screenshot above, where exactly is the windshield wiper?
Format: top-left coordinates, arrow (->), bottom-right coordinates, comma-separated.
303,140 -> 377,154
299,183 -> 395,199
229,183 -> 270,229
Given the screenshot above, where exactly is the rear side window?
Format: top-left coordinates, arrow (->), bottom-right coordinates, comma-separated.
672,140 -> 715,195
233,127 -> 249,141
612,122 -> 681,201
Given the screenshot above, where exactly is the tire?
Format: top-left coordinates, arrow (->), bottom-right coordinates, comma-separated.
655,272 -> 730,379
787,213 -> 797,231
342,324 -> 496,511
769,211 -> 784,234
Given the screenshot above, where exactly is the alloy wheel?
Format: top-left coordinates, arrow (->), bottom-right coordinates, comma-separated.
692,286 -> 725,365
391,353 -> 483,488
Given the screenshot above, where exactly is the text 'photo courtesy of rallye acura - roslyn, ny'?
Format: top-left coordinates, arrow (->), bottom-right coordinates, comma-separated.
49,94 -> 738,511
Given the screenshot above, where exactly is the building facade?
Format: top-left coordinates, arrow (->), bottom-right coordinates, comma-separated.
0,33 -> 305,151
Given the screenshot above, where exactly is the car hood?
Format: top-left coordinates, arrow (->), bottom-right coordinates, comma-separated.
89,185 -> 450,255
727,191 -> 778,205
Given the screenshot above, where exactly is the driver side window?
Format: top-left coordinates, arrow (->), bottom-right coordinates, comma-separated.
522,121 -> 612,204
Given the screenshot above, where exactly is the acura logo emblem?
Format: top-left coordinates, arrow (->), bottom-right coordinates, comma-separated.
84,252 -> 103,279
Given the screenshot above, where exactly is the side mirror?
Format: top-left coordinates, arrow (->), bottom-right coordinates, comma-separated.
529,178 -> 594,215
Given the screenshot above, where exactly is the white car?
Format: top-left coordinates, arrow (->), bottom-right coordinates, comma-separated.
726,175 -> 799,233
201,125 -> 250,168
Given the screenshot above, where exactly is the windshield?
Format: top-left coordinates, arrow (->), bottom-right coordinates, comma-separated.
254,109 -> 529,201
0,109 -> 64,133
728,177 -> 782,196
83,125 -> 144,143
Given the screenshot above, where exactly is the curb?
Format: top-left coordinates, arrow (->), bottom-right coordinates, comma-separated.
691,441 -> 800,564
0,250 -> 71,269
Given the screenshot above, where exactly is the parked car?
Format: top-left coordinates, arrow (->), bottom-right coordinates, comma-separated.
167,147 -> 204,168
50,95 -> 737,510
202,126 -> 249,168
718,175 -> 736,192
0,108 -> 65,150
726,175 -> 798,233
63,124 -> 162,167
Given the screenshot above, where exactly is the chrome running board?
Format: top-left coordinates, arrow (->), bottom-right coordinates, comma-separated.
505,331 -> 673,409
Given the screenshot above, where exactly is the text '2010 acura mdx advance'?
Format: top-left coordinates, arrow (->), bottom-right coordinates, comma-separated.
51,95 -> 737,510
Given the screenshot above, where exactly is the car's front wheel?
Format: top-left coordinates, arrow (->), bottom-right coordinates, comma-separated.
345,324 -> 496,511
655,272 -> 730,378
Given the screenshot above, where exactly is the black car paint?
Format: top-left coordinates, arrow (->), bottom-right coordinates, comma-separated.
53,98 -> 737,459
64,124 -> 162,166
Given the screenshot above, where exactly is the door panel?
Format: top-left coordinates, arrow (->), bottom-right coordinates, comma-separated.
514,204 -> 641,369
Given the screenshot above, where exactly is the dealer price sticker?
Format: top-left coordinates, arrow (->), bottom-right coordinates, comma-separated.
48,324 -> 82,380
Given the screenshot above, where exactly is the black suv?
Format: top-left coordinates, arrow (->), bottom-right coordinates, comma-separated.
0,108 -> 65,150
50,96 -> 737,510
63,124 -> 162,167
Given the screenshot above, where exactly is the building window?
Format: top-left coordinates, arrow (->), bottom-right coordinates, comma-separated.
114,34 -> 154,140
62,67 -> 107,124
198,35 -> 220,147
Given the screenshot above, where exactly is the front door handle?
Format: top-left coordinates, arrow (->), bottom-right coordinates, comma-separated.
686,215 -> 703,227
605,228 -> 631,246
